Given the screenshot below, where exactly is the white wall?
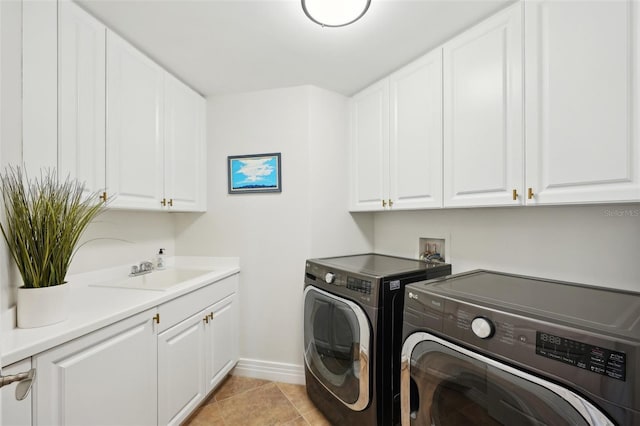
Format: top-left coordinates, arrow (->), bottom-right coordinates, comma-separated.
373,205 -> 640,292
69,210 -> 176,275
175,86 -> 373,371
308,86 -> 373,257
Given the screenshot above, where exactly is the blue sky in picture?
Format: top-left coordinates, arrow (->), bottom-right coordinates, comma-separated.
232,156 -> 278,189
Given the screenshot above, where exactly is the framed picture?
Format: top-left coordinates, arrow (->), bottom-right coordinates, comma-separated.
227,153 -> 282,194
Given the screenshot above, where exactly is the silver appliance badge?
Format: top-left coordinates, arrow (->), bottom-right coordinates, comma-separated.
389,280 -> 400,291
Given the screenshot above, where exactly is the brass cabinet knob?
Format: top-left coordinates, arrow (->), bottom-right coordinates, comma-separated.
528,188 -> 535,199
99,191 -> 108,202
512,189 -> 518,201
388,199 -> 393,207
168,199 -> 173,207
204,316 -> 209,324
153,313 -> 160,324
382,199 -> 387,208
161,198 -> 167,207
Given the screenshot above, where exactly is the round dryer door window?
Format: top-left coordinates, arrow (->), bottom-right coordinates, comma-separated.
303,286 -> 371,411
400,333 -> 613,426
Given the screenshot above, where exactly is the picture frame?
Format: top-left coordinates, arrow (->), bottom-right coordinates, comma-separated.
227,153 -> 282,194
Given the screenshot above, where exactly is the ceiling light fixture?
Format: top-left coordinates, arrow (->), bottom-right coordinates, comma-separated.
302,0 -> 371,28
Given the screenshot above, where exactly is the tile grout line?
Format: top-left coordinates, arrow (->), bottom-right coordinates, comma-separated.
214,378 -> 274,403
275,382 -> 310,424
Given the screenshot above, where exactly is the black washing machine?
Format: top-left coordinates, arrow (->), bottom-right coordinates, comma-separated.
303,254 -> 451,425
401,270 -> 640,425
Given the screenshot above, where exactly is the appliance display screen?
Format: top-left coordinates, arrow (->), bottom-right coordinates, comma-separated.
347,276 -> 372,294
535,332 -> 625,381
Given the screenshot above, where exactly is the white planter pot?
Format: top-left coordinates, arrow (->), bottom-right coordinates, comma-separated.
17,283 -> 69,328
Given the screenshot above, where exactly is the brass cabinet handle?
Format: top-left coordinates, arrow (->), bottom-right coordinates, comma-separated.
528,188 -> 535,199
161,198 -> 167,207
204,316 -> 209,324
209,313 -> 214,320
168,199 -> 173,207
153,313 -> 160,324
512,189 -> 518,201
388,199 -> 393,207
382,200 -> 387,208
99,191 -> 108,202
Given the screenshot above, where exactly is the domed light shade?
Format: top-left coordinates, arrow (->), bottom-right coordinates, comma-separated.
302,0 -> 371,28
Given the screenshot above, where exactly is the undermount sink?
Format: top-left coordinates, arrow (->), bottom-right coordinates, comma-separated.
90,268 -> 213,291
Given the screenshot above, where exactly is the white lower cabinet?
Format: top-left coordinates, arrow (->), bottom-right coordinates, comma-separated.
158,310 -> 207,426
157,293 -> 238,426
1,359 -> 33,426
33,308 -> 158,426
205,294 -> 239,391
32,274 -> 240,426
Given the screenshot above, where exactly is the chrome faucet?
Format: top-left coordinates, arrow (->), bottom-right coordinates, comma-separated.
129,261 -> 155,277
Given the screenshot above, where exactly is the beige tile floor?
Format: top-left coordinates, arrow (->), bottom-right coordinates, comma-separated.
185,375 -> 332,425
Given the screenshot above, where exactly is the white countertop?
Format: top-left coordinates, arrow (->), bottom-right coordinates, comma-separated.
1,256 -> 240,366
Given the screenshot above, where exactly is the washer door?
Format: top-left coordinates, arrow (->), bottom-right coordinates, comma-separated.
303,286 -> 371,411
400,332 -> 614,426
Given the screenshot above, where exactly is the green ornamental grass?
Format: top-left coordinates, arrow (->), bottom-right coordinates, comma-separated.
0,166 -> 106,288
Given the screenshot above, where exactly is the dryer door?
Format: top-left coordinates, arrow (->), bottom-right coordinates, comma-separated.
400,332 -> 614,426
303,286 -> 371,411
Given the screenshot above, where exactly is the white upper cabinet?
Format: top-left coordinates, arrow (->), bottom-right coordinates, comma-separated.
164,74 -> 207,212
22,0 -> 58,176
350,79 -> 389,211
58,0 -> 106,197
106,30 -> 206,211
106,30 -> 165,210
23,1 -> 206,212
389,49 -> 443,210
350,49 -> 444,212
524,0 -> 640,204
443,3 -> 524,207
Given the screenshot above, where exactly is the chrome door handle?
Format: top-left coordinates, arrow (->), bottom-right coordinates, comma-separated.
0,368 -> 36,401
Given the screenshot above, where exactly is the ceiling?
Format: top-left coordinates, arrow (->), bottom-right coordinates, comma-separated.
78,0 -> 513,97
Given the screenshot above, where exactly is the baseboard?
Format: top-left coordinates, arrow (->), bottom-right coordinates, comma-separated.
232,358 -> 305,385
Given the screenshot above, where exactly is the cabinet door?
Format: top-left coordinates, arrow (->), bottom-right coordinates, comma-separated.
106,30 -> 164,210
158,310 -> 207,426
34,309 -> 158,426
525,0 -> 640,204
58,0 -> 106,196
164,74 -> 207,212
1,359 -> 32,426
389,49 -> 443,210
22,0 -> 57,176
205,294 -> 238,392
443,3 -> 523,207
349,79 -> 390,211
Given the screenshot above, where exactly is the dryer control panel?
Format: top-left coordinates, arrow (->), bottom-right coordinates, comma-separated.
535,331 -> 626,381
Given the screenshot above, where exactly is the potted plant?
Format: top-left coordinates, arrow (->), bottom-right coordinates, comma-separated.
0,166 -> 106,328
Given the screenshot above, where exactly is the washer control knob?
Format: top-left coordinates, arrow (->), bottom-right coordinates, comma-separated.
471,317 -> 495,339
325,272 -> 335,284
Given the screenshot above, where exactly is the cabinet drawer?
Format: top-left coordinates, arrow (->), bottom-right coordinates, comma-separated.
158,274 -> 239,333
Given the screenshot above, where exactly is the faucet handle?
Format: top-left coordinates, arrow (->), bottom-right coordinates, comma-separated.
139,261 -> 154,272
131,265 -> 139,275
